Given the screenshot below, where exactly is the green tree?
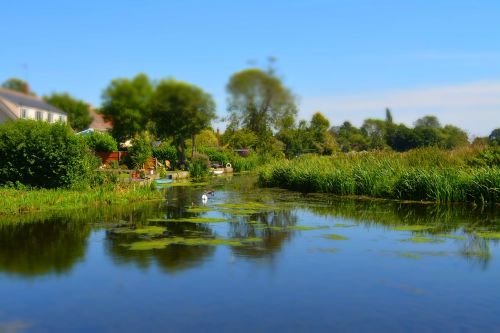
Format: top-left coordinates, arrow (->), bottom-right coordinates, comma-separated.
441,125 -> 468,149
331,121 -> 369,152
385,124 -> 419,152
150,79 -> 216,165
226,68 -> 297,135
101,73 -> 153,143
44,93 -> 92,132
361,118 -> 386,149
1,77 -> 31,94
489,128 -> 500,145
415,115 -> 441,129
385,107 -> 393,125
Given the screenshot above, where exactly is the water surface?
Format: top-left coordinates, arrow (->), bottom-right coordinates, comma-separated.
0,175 -> 499,332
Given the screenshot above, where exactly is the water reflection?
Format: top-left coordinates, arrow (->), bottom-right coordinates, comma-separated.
0,218 -> 90,277
0,175 -> 498,278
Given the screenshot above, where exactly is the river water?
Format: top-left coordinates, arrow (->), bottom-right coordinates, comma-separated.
0,175 -> 499,332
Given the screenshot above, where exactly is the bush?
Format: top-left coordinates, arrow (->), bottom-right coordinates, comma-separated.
189,153 -> 210,179
0,120 -> 98,188
152,144 -> 177,165
83,131 -> 118,152
197,147 -> 233,165
129,134 -> 152,170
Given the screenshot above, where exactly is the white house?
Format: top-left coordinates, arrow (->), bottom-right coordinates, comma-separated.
0,87 -> 67,124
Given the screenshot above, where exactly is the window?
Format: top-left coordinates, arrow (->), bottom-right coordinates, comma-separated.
36,111 -> 43,121
21,108 -> 28,118
47,113 -> 53,122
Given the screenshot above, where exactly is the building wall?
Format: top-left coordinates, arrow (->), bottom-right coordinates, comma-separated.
18,106 -> 67,123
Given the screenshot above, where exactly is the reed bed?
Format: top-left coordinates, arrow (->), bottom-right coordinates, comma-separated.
258,149 -> 499,204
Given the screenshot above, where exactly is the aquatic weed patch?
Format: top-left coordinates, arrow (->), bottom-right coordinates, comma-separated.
323,234 -> 349,240
148,217 -> 234,223
127,236 -> 263,250
475,232 -> 500,239
401,236 -> 444,244
391,225 -> 434,232
435,233 -> 466,240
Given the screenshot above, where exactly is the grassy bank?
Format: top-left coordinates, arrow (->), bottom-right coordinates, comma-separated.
0,183 -> 163,215
258,147 -> 499,204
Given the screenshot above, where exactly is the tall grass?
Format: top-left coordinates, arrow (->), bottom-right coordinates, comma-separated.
0,183 -> 163,215
259,148 -> 499,204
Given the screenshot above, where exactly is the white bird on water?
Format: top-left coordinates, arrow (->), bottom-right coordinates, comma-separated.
202,193 -> 208,202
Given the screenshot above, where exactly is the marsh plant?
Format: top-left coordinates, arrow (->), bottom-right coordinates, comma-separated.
259,148 -> 499,204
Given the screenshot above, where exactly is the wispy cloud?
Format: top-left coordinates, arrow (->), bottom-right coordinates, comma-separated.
300,80 -> 500,136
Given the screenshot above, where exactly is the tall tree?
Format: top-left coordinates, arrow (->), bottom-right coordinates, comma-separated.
415,115 -> 441,129
226,68 -> 297,136
150,79 -> 216,164
101,73 -> 153,142
44,93 -> 92,131
1,77 -> 31,94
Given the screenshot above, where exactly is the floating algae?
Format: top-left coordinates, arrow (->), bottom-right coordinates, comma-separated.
288,225 -> 330,231
216,202 -> 275,211
435,234 -> 466,240
147,217 -> 234,224
323,234 -> 349,240
127,236 -> 263,250
392,225 -> 434,232
399,252 -> 422,260
475,232 -> 500,239
185,207 -> 213,213
110,226 -> 166,236
401,236 -> 444,244
332,223 -> 356,228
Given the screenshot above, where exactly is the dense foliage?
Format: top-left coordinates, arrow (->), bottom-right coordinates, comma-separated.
150,79 -> 216,164
226,68 -> 297,136
0,120 -> 97,188
128,134 -> 152,170
189,153 -> 210,179
83,131 -> 118,152
101,73 -> 153,142
44,93 -> 92,131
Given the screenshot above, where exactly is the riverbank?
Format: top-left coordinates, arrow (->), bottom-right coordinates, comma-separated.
258,148 -> 499,204
0,184 -> 164,215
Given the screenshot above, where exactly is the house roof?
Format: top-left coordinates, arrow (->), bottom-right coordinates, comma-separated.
0,87 -> 66,115
89,108 -> 112,131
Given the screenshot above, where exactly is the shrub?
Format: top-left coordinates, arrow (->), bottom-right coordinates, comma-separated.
152,144 -> 177,165
197,147 -> 233,165
0,120 -> 98,188
189,153 -> 210,179
129,134 -> 152,170
83,131 -> 118,152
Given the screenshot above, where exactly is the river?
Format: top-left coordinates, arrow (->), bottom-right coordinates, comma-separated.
0,175 -> 499,332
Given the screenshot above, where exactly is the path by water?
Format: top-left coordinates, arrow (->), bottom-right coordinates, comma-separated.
0,175 -> 499,332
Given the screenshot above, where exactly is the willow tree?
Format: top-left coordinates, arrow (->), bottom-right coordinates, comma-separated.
150,80 -> 216,165
226,68 -> 297,136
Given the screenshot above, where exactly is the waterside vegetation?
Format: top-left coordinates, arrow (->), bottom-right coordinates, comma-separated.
259,146 -> 499,204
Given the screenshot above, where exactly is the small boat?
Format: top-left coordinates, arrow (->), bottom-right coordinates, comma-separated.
212,169 -> 224,175
154,178 -> 173,185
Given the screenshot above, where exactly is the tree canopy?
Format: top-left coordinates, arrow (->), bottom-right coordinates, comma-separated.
1,77 -> 31,94
150,79 -> 216,164
44,93 -> 92,132
226,68 -> 297,136
101,73 -> 153,142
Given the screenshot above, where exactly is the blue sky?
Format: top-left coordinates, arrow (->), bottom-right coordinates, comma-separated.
1,0 -> 499,136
